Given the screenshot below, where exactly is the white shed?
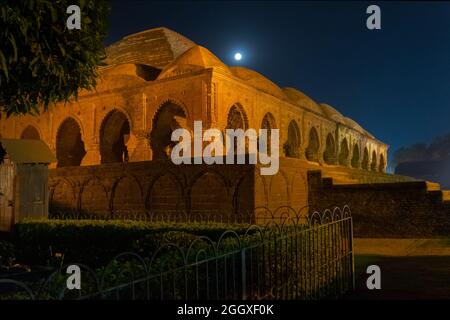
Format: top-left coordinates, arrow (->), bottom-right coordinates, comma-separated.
0,139 -> 56,232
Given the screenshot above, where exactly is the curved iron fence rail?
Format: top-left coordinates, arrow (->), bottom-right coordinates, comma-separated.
1,206 -> 354,300
47,205 -> 319,225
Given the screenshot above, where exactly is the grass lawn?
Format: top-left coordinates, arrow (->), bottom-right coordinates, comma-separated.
345,239 -> 450,299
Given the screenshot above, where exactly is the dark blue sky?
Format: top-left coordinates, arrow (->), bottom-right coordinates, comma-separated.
106,1 -> 450,170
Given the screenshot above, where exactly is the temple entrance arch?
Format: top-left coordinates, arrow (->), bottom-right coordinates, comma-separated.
226,104 -> 248,130
226,104 -> 249,155
362,147 -> 369,170
338,138 -> 349,166
261,112 -> 276,131
260,112 -> 277,155
20,125 -> 40,140
285,120 -> 300,158
100,110 -> 131,163
150,101 -> 187,160
351,144 -> 360,168
371,151 -> 378,171
305,127 -> 320,162
379,153 -> 386,172
323,134 -> 336,164
56,117 -> 86,167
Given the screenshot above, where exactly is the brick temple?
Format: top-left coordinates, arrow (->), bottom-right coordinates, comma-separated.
2,27 -> 449,234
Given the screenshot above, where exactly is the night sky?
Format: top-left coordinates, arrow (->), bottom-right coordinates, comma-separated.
106,1 -> 450,171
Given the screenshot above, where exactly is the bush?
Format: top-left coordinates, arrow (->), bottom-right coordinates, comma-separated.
12,219 -> 252,267
0,240 -> 15,262
2,219 -> 352,300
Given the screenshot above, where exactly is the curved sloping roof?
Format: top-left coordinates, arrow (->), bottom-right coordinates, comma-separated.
78,64 -> 148,95
105,27 -> 196,69
230,66 -> 287,100
157,45 -> 231,79
0,139 -> 56,164
320,104 -> 374,138
320,103 -> 346,123
103,28 -> 377,140
344,117 -> 375,138
282,87 -> 325,116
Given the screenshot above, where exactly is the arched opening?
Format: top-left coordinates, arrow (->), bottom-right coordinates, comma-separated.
50,179 -> 75,216
80,178 -> 109,217
235,172 -> 255,218
259,112 -> 277,155
305,127 -> 320,162
100,110 -> 131,163
147,174 -> 183,215
323,134 -> 336,164
338,138 -> 349,166
112,176 -> 144,217
226,104 -> 248,130
268,173 -> 289,211
291,173 -> 308,212
284,120 -> 301,158
371,150 -> 378,171
261,112 -> 276,131
362,147 -> 369,170
226,104 -> 249,155
351,144 -> 360,168
190,171 -> 231,218
20,125 -> 40,140
56,118 -> 86,167
379,153 -> 386,172
150,101 -> 187,160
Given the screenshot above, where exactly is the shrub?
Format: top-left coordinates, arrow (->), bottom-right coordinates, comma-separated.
3,220 -> 352,300
12,219 -> 252,267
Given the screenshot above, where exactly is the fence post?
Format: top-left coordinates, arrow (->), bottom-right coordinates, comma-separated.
350,217 -> 355,291
241,248 -> 247,300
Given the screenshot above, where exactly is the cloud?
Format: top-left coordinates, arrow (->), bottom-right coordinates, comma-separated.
392,133 -> 450,168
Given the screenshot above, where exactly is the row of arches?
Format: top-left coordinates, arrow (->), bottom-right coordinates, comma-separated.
54,111 -> 131,168
305,128 -> 385,172
19,109 -> 132,167
225,104 -> 386,172
21,102 -> 188,167
50,169 -> 308,218
17,100 -> 385,172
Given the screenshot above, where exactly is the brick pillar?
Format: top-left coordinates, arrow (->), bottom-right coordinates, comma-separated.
129,131 -> 152,161
81,143 -> 100,165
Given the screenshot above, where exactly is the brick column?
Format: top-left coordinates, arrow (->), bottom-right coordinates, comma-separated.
129,131 -> 152,161
81,143 -> 101,165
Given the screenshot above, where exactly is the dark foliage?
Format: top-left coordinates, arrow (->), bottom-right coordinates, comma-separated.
12,219 -> 251,267
0,0 -> 110,116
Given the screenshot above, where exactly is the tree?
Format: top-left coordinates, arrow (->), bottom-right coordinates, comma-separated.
0,0 -> 110,116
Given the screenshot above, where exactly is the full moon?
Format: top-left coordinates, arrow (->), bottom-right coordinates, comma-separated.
234,52 -> 242,61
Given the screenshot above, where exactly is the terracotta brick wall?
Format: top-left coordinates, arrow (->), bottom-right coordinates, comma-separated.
308,170 -> 450,237
48,158 -> 315,221
48,157 -> 425,228
48,160 -> 256,220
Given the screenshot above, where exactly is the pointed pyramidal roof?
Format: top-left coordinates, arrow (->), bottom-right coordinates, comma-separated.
105,27 -> 196,69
